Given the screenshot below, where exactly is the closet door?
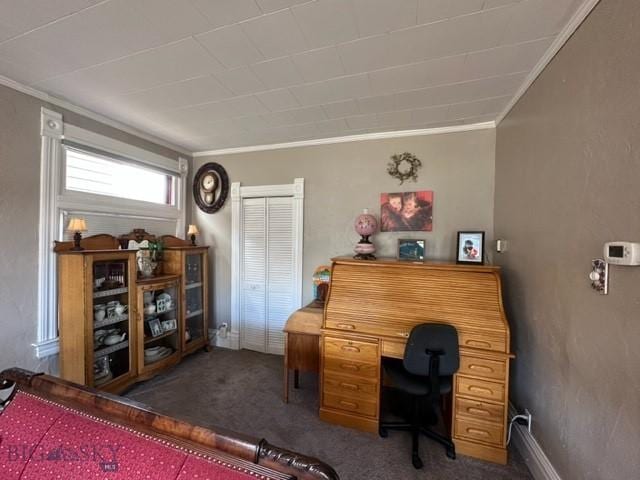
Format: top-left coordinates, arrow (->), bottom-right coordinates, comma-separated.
240,198 -> 267,352
265,197 -> 295,355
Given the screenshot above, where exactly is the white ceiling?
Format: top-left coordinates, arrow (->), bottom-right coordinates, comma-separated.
0,0 -> 586,152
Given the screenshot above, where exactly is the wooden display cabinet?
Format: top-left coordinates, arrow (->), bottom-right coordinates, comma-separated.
57,247 -> 137,394
161,236 -> 210,356
135,275 -> 181,381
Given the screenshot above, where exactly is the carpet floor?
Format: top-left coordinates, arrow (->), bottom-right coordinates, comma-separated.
126,348 -> 533,480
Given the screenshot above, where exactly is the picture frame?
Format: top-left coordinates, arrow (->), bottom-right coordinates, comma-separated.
148,318 -> 163,337
456,231 -> 485,265
397,239 -> 426,262
161,319 -> 177,332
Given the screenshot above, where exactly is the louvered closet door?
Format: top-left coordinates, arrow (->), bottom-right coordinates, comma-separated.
240,196 -> 296,354
240,198 -> 267,352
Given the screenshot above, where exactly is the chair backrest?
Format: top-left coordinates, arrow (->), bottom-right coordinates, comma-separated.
403,323 -> 459,376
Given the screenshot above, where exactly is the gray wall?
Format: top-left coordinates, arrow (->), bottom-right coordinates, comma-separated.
194,129 -> 496,331
0,83 -> 187,373
494,1 -> 640,479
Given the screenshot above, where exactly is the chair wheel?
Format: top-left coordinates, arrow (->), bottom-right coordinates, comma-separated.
412,454 -> 423,469
446,448 -> 456,460
378,427 -> 388,438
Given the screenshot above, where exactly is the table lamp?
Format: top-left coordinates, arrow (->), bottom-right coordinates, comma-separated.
67,217 -> 88,251
187,224 -> 199,246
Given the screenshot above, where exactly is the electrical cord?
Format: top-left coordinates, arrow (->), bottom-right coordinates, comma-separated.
507,414 -> 531,445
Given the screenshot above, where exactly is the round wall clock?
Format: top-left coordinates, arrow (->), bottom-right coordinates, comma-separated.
193,162 -> 229,213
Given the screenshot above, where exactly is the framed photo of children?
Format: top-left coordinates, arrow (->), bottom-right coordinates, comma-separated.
456,231 -> 485,265
380,191 -> 433,232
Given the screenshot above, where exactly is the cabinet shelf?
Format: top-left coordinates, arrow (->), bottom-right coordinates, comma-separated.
94,314 -> 128,330
185,282 -> 203,290
93,287 -> 128,299
94,340 -> 129,359
185,309 -> 204,319
144,329 -> 178,344
144,307 -> 175,319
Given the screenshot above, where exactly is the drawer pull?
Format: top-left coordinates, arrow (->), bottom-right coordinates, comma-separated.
339,382 -> 359,391
467,407 -> 491,416
396,332 -> 409,338
341,345 -> 361,353
340,363 -> 359,371
337,323 -> 356,330
469,364 -> 494,373
469,386 -> 493,395
339,400 -> 358,409
466,427 -> 490,437
466,339 -> 492,348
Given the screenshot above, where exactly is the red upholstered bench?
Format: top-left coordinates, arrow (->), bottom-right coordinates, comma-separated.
0,369 -> 338,480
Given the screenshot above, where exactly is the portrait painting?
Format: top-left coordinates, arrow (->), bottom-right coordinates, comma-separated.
456,231 -> 485,265
380,191 -> 433,232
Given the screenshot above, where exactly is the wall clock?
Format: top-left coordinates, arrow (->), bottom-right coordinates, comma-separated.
193,162 -> 229,213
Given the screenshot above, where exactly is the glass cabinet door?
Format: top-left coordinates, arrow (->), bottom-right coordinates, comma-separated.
91,259 -> 132,387
184,253 -> 205,346
140,280 -> 180,369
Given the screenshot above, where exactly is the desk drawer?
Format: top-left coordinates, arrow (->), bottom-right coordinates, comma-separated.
455,417 -> 504,447
325,319 -> 410,341
380,340 -> 405,359
324,357 -> 378,379
459,331 -> 506,352
459,356 -> 506,381
456,397 -> 505,424
324,337 -> 378,363
324,372 -> 378,401
456,376 -> 505,404
323,392 -> 377,417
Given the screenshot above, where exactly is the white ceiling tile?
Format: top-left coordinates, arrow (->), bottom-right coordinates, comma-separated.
255,0 -> 310,13
416,0 -> 484,24
0,41 -> 70,84
266,105 -> 327,126
250,56 -> 304,89
189,0 -> 263,28
235,114 -> 271,131
351,0 -> 417,36
345,113 -> 379,130
314,118 -> 349,136
483,0 -> 523,8
255,88 -> 300,111
368,54 -> 467,96
0,0 -> 99,38
410,104 -> 455,124
171,95 -> 269,125
241,10 -> 308,58
12,0 -> 166,73
376,109 -> 414,127
196,25 -> 264,69
292,46 -> 345,83
114,75 -> 232,112
501,0 -> 579,45
35,38 -> 224,99
130,0 -> 212,43
463,37 -> 553,80
292,0 -> 359,48
322,99 -> 361,119
447,95 -> 511,120
290,73 -> 370,105
214,66 -> 266,95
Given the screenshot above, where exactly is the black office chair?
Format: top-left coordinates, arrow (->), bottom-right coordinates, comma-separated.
379,323 -> 459,469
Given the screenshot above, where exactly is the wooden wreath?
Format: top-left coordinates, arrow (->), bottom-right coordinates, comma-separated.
387,152 -> 422,184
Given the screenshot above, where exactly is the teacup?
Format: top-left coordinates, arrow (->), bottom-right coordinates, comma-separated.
94,305 -> 106,322
114,304 -> 127,316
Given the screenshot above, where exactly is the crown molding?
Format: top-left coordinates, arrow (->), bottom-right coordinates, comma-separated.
0,73 -> 192,156
192,121 -> 496,157
496,0 -> 601,125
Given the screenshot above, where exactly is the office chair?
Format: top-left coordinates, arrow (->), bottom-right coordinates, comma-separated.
379,323 -> 459,469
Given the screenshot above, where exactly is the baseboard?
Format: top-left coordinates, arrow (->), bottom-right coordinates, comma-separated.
509,404 -> 562,480
214,330 -> 240,350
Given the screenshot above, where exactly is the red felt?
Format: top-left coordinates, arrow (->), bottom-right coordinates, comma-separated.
177,455 -> 263,480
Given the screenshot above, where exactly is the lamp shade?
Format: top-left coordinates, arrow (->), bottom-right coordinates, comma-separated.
187,224 -> 200,236
67,217 -> 87,232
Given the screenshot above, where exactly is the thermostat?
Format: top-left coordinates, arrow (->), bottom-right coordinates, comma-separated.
604,241 -> 640,266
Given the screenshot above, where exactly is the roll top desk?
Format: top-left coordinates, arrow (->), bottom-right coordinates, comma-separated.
319,257 -> 513,464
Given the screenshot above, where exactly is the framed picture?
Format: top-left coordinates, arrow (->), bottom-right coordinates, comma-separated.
148,318 -> 163,337
161,319 -> 177,332
397,239 -> 426,262
456,231 -> 485,265
380,191 -> 433,232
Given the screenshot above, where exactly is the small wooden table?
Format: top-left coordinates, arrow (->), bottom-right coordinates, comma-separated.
283,303 -> 323,403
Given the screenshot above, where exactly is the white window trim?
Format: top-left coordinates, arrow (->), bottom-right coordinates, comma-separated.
34,107 -> 188,358
225,178 -> 304,350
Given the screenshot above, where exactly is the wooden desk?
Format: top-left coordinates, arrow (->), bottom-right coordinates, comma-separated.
318,258 -> 514,464
283,303 -> 323,402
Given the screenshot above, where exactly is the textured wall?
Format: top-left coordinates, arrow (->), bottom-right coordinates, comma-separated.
194,129 -> 496,332
0,83 -> 187,373
494,1 -> 640,478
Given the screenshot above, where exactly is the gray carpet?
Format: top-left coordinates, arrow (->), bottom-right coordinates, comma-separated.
126,348 -> 533,480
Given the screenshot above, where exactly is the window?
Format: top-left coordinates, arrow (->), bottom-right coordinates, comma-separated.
64,146 -> 177,206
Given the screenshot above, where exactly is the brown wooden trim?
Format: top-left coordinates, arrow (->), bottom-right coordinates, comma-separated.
0,368 -> 339,480
54,233 -> 120,252
330,256 -> 501,273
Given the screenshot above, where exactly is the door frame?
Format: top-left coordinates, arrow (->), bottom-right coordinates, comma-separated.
224,178 -> 304,350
